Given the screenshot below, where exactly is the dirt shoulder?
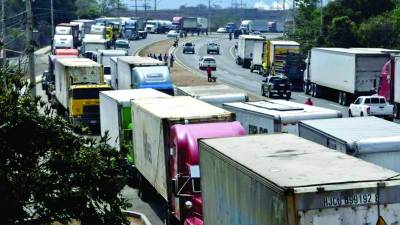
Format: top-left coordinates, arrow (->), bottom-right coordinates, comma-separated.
139,38 -> 263,101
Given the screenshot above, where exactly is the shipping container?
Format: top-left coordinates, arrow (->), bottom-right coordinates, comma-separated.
176,84 -> 248,106
132,96 -> 235,201
200,134 -> 400,225
223,100 -> 341,135
298,116 -> 400,172
236,35 -> 265,68
305,48 -> 390,105
97,49 -> 127,75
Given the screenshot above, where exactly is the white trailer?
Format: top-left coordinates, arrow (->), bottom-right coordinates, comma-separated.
200,134 -> 400,225
97,50 -> 127,75
110,57 -> 118,87
236,35 -> 264,69
298,116 -> 400,172
82,37 -> 108,53
132,96 -> 234,201
176,84 -> 248,107
197,17 -> 208,33
223,100 -> 341,135
115,56 -> 173,95
53,35 -> 73,51
99,89 -> 170,152
54,58 -> 103,110
71,19 -> 96,36
305,48 -> 390,105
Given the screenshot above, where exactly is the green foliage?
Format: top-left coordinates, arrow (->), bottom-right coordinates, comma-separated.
358,13 -> 398,48
326,16 -> 358,48
76,0 -> 101,19
0,65 -> 129,225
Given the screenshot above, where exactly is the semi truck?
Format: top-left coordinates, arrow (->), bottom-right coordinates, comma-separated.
172,17 -> 198,35
250,40 -> 300,76
223,100 -> 341,135
52,35 -> 73,53
298,116 -> 400,172
145,20 -> 170,34
236,35 -> 265,68
197,17 -> 208,34
304,48 -> 390,105
114,56 -> 174,95
56,23 -> 80,48
132,96 -> 246,225
251,19 -> 268,32
71,19 -> 96,36
97,49 -> 127,75
200,133 -> 400,225
267,21 -> 277,32
99,89 -> 170,176
239,20 -> 253,34
124,18 -> 147,40
379,54 -> 400,117
82,37 -> 108,56
176,84 -> 248,107
53,58 -> 110,128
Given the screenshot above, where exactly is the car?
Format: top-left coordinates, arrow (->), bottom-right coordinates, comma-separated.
114,39 -> 129,51
183,42 -> 195,54
207,43 -> 220,54
167,30 -> 179,38
261,75 -> 291,99
199,56 -> 217,71
252,31 -> 261,35
217,27 -> 227,33
349,96 -> 394,120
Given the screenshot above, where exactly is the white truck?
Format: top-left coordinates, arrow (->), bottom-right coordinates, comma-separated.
90,25 -> 106,38
71,19 -> 96,36
176,84 -> 248,107
52,35 -> 73,52
236,35 -> 264,68
304,48 -> 390,105
349,95 -> 394,120
114,56 -> 174,95
239,20 -> 253,33
200,133 -> 400,225
97,49 -> 127,75
197,17 -> 208,33
100,89 -> 170,152
298,116 -> 400,172
223,100 -> 342,135
82,37 -> 108,54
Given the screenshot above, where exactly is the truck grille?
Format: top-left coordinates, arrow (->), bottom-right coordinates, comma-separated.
83,105 -> 99,116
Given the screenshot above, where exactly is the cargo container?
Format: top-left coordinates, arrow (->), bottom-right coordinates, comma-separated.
71,19 -> 96,36
223,100 -> 342,135
97,49 -> 127,75
200,134 -> 400,225
132,96 -> 245,225
115,56 -> 173,95
100,89 -> 170,175
298,116 -> 400,172
52,35 -> 73,52
56,23 -> 80,48
304,48 -> 390,105
236,35 -> 264,68
176,84 -> 248,106
82,37 -> 108,54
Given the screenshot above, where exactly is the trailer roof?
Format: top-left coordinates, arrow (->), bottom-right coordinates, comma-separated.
201,134 -> 398,189
239,35 -> 265,40
117,56 -> 166,66
314,47 -> 388,55
223,100 -> 341,123
56,58 -> 101,67
177,84 -> 247,97
270,40 -> 300,46
350,48 -> 400,54
98,49 -> 127,56
132,96 -> 233,120
100,89 -> 170,106
300,117 -> 400,144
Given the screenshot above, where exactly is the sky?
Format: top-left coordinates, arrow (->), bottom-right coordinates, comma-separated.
123,0 -> 294,10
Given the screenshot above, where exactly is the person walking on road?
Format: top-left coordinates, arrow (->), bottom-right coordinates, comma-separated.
206,65 -> 213,82
163,53 -> 168,63
305,98 -> 314,106
169,54 -> 175,68
158,54 -> 163,61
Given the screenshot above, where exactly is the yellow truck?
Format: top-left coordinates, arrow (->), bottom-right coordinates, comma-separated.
53,58 -> 111,129
251,40 -> 300,76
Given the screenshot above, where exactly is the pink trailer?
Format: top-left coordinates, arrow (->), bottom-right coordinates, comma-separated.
169,122 -> 246,225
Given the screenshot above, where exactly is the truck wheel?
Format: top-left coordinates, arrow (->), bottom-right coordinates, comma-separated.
267,91 -> 272,98
286,93 -> 291,100
261,87 -> 265,96
348,109 -> 353,117
338,92 -> 343,105
360,112 -> 364,117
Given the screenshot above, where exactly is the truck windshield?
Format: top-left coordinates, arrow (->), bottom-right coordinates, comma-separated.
73,88 -> 111,100
270,77 -> 289,84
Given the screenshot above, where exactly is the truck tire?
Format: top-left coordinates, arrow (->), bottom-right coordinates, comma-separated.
348,109 -> 353,117
360,112 -> 364,117
261,87 -> 265,96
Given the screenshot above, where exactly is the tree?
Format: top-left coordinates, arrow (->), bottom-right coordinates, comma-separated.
0,65 -> 129,225
76,0 -> 101,19
358,13 -> 398,48
326,16 -> 358,47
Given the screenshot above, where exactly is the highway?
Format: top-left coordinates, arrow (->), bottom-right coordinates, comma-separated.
174,33 -> 349,116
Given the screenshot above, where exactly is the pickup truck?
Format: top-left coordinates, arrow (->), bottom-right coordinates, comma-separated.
183,42 -> 195,54
349,96 -> 394,120
207,43 -> 220,54
261,75 -> 291,99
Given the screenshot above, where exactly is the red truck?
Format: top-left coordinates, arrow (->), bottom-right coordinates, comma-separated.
132,97 -> 246,225
379,54 -> 400,117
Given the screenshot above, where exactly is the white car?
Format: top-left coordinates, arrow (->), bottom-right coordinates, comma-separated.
167,30 -> 179,38
217,27 -> 227,33
199,56 -> 217,70
349,96 -> 394,120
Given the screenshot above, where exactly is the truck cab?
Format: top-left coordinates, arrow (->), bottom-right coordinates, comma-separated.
131,65 -> 174,96
169,122 -> 246,225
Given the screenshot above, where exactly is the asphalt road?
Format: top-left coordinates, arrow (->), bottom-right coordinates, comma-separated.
174,33 -> 349,116
33,34 -> 169,225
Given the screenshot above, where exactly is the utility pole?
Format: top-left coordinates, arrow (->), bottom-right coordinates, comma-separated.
135,0 -> 138,16
51,0 -> 54,37
26,0 -> 36,98
208,0 -> 210,34
320,0 -> 323,36
144,0 -> 147,20
292,0 -> 296,33
154,0 -> 156,12
1,0 -> 6,63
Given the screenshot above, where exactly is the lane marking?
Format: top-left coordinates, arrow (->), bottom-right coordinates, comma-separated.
329,103 -> 345,109
229,45 -> 236,59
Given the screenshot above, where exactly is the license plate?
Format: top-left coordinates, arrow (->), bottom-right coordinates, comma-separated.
90,120 -> 97,124
323,193 -> 377,208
